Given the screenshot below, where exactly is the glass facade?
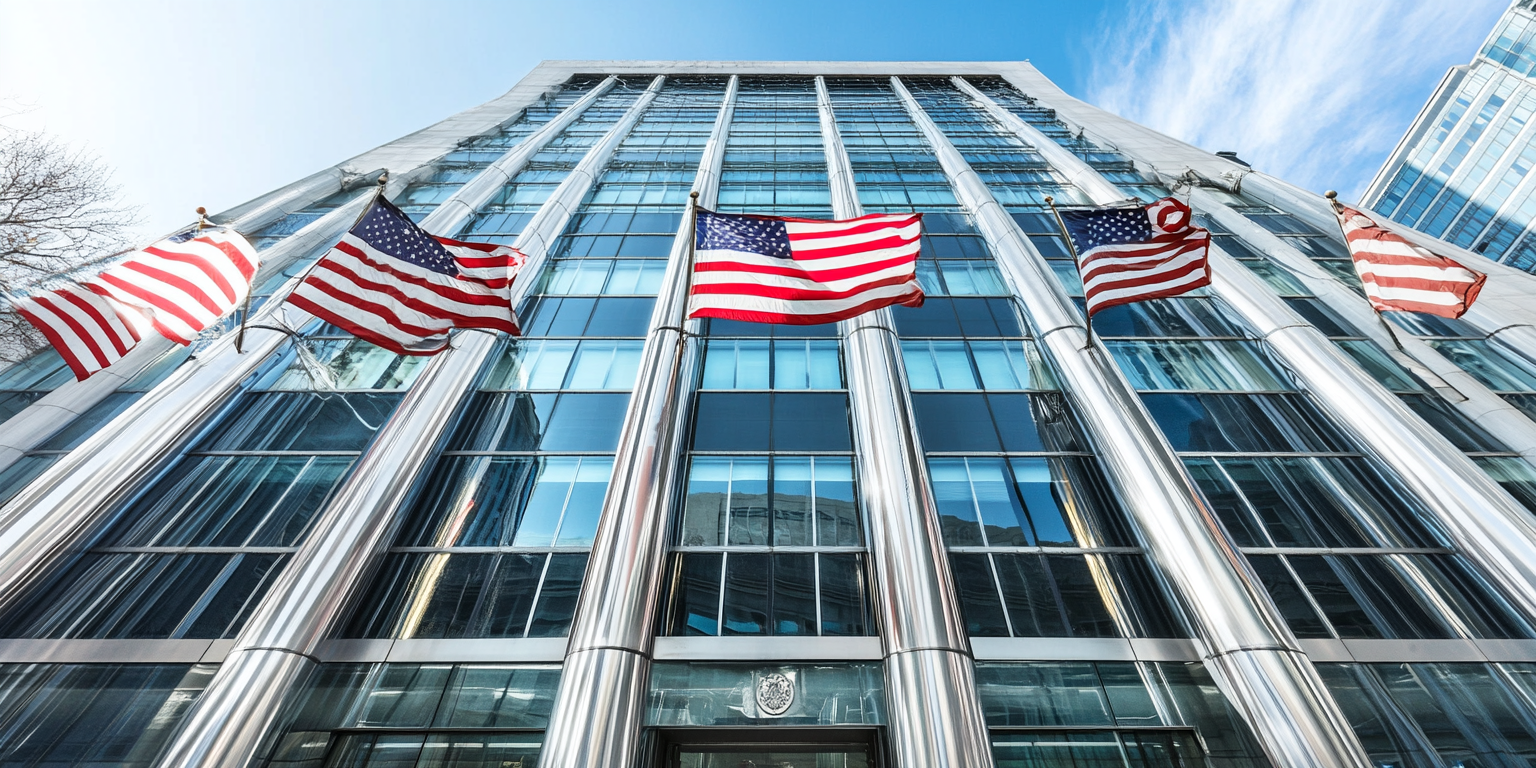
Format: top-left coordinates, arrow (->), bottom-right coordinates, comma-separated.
1366,2 -> 1536,272
4,63 -> 1536,768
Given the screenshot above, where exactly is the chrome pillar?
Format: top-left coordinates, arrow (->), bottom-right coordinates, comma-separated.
0,168 -> 389,474
0,180 -> 400,614
1188,189 -> 1536,463
539,75 -> 738,768
1221,170 -> 1536,366
903,77 -> 1372,768
153,76 -> 666,768
818,76 -> 995,768
983,88 -> 1536,629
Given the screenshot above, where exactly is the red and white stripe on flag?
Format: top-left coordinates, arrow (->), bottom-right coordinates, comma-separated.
435,237 -> 528,292
687,211 -> 925,325
1336,205 -> 1486,319
1078,198 -> 1211,316
13,284 -> 149,381
286,234 -> 520,356
87,229 -> 261,345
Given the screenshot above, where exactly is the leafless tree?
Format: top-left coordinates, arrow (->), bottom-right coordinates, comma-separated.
0,128 -> 137,362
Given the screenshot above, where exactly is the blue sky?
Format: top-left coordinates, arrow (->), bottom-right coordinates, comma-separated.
0,0 -> 1510,241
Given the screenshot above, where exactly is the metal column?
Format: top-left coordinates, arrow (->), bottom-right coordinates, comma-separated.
537,75 -> 738,768
147,76 -> 660,768
0,168 -> 382,474
895,77 -> 1373,768
0,78 -> 622,625
972,81 -> 1536,629
816,76 -> 995,768
1224,170 -> 1536,366
1188,188 -> 1536,463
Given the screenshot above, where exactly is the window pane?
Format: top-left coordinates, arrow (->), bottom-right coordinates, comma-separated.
667,553 -> 722,636
993,554 -> 1068,637
196,392 -> 398,452
722,552 -> 770,635
951,554 -> 1009,636
1141,394 -> 1348,453
820,553 -> 869,636
771,553 -> 816,635
1108,340 -> 1290,391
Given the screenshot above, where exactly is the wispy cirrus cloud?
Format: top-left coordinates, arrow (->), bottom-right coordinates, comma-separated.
1086,0 -> 1508,200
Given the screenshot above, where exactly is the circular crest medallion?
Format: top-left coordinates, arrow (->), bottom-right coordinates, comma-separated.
755,672 -> 795,716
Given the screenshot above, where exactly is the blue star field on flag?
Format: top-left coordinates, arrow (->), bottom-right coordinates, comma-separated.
696,210 -> 792,259
355,198 -> 458,276
1059,207 -> 1153,252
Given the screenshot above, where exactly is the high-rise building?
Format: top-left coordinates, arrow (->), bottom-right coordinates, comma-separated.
1363,0 -> 1536,272
6,60 -> 1536,768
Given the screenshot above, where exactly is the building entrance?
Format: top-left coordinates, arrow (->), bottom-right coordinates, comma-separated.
651,727 -> 882,768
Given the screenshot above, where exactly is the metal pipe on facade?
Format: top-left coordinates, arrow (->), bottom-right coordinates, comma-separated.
1187,190 -> 1536,463
905,77 -> 1374,768
0,77 -> 631,624
152,75 -> 666,768
0,182 -> 393,615
538,74 -> 738,768
819,76 -> 995,768
0,167 -> 389,474
1227,171 -> 1536,366
978,85 -> 1536,629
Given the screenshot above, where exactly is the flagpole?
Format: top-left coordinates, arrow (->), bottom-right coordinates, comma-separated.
239,172 -> 388,354
1324,189 -> 1409,354
1045,195 -> 1094,349
679,190 -> 701,327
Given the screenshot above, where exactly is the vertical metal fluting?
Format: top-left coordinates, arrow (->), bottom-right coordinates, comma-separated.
537,75 -> 738,768
978,80 -> 1536,634
1217,168 -> 1536,366
1188,188 -> 1536,463
151,76 -> 664,768
904,77 -> 1373,768
0,167 -> 391,474
817,76 -> 996,768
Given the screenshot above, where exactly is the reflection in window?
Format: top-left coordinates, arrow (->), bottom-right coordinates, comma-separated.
701,339 -> 842,390
666,455 -> 870,637
0,337 -> 410,639
902,340 -> 1054,390
973,658 -> 1269,765
256,663 -> 558,768
0,664 -> 215,768
1319,662 -> 1536,767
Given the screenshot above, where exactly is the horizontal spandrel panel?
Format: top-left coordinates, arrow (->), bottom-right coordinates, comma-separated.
447,393 -> 631,452
1140,393 -> 1350,453
395,456 -> 612,548
339,553 -> 587,640
691,393 -> 852,452
193,392 -> 401,453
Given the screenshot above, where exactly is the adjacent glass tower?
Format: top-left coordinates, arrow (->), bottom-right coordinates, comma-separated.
1364,0 -> 1536,272
5,61 -> 1536,768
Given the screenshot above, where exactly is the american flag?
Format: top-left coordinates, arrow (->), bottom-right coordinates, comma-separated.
1335,204 -> 1485,319
1060,197 -> 1211,316
87,228 -> 261,345
12,227 -> 260,381
286,197 -> 522,354
13,284 -> 149,381
686,209 -> 924,325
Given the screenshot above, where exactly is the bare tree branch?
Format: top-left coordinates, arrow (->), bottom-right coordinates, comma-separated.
0,128 -> 138,362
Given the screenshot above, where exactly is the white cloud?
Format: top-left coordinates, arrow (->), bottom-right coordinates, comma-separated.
1086,0 -> 1508,200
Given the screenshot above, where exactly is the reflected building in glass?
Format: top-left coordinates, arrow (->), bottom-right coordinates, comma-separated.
1364,0 -> 1536,273
5,61 -> 1536,768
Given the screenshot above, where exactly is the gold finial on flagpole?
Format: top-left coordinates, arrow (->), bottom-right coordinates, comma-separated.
195,206 -> 209,232
1324,190 -> 1343,213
